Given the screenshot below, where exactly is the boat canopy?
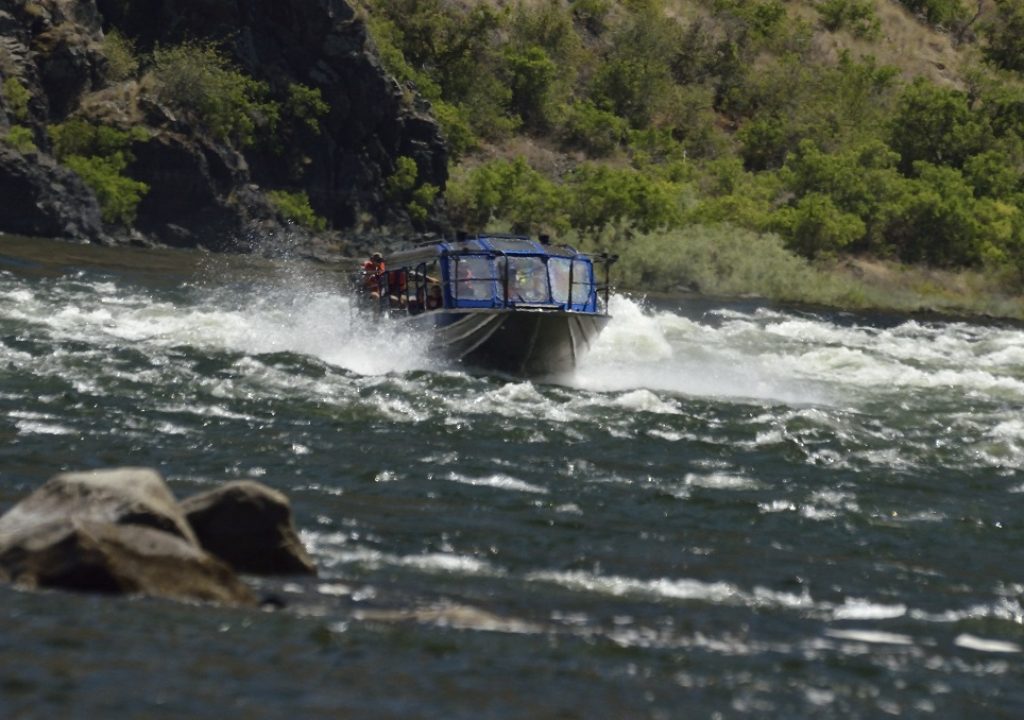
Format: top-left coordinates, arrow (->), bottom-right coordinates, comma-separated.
383,234 -> 606,313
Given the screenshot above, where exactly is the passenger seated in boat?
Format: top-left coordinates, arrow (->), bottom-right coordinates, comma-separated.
426,284 -> 444,310
362,252 -> 386,300
454,258 -> 492,300
388,269 -> 408,308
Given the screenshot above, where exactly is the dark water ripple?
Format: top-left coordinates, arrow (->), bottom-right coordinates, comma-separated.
1,237 -> 1022,718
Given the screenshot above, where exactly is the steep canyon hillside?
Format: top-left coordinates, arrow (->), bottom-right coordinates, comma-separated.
0,0 -> 447,252
3,0 -> 1024,301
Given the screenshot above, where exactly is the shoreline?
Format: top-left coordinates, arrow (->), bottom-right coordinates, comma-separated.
4,232 -> 1023,325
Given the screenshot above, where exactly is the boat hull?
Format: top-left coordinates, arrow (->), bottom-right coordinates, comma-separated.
411,308 -> 609,376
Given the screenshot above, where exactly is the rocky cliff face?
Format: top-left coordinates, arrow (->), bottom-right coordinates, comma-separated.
0,0 -> 449,251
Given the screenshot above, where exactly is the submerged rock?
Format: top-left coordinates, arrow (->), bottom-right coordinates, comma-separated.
181,480 -> 317,576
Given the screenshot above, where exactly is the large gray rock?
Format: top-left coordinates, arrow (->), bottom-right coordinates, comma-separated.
0,467 -> 256,605
181,480 -> 317,576
0,519 -> 256,605
0,467 -> 197,545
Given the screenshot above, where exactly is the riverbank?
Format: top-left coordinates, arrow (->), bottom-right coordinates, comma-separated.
5,230 -> 1024,324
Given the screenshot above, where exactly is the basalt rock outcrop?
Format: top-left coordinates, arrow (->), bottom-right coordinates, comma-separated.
0,467 -> 318,606
180,480 -> 317,576
0,144 -> 107,241
0,0 -> 448,250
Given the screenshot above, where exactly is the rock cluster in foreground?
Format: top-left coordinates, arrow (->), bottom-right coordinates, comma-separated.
0,468 -> 316,607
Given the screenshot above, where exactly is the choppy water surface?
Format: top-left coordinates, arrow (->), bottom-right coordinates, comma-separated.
1,236 -> 1022,718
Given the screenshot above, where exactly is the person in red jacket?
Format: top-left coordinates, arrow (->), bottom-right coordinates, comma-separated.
362,252 -> 385,300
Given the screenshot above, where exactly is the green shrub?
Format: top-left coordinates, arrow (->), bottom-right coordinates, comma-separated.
502,45 -> 559,131
571,0 -> 612,32
446,157 -> 568,233
431,100 -> 477,159
1,125 -> 36,153
266,190 -> 327,231
558,100 -> 629,156
386,155 -> 419,199
2,77 -> 31,122
49,118 -> 148,161
409,182 -> 439,223
48,119 -> 149,225
887,162 -> 982,266
102,29 -> 139,82
564,163 -> 686,233
151,42 -> 278,147
64,153 -> 148,225
982,0 -> 1024,73
888,78 -> 990,173
770,192 -> 866,259
898,0 -> 970,27
284,83 -> 329,134
589,7 -> 682,128
604,223 -> 832,301
818,0 -> 882,39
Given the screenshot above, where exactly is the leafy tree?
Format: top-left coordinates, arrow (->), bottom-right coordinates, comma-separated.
502,45 -> 559,131
780,140 -> 910,252
770,192 -> 865,259
446,157 -> 567,233
558,100 -> 629,156
589,5 -> 682,127
887,162 -> 982,265
982,0 -> 1024,73
563,163 -> 686,233
888,78 -> 990,173
963,150 -> 1022,198
898,0 -> 970,27
817,0 -> 882,39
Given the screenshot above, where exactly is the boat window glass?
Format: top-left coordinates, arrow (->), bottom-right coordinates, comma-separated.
570,259 -> 594,307
449,255 -> 495,302
507,255 -> 550,303
548,257 -> 572,305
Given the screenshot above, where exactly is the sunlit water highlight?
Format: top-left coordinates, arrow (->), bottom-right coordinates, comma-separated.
0,237 -> 1022,718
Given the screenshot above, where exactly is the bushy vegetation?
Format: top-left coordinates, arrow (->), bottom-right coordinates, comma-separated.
48,119 -> 149,225
1,125 -> 36,153
150,42 -> 279,147
267,190 -> 328,231
101,29 -> 139,82
2,76 -> 31,122
360,0 -> 1024,297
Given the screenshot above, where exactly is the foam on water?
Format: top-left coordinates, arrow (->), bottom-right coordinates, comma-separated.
0,268 -> 437,383
573,296 -> 1024,414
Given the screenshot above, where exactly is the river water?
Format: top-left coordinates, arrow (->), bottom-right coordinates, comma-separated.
0,236 -> 1022,718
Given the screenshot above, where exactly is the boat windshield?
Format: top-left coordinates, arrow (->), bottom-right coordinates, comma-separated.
507,255 -> 549,303
424,250 -> 600,311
